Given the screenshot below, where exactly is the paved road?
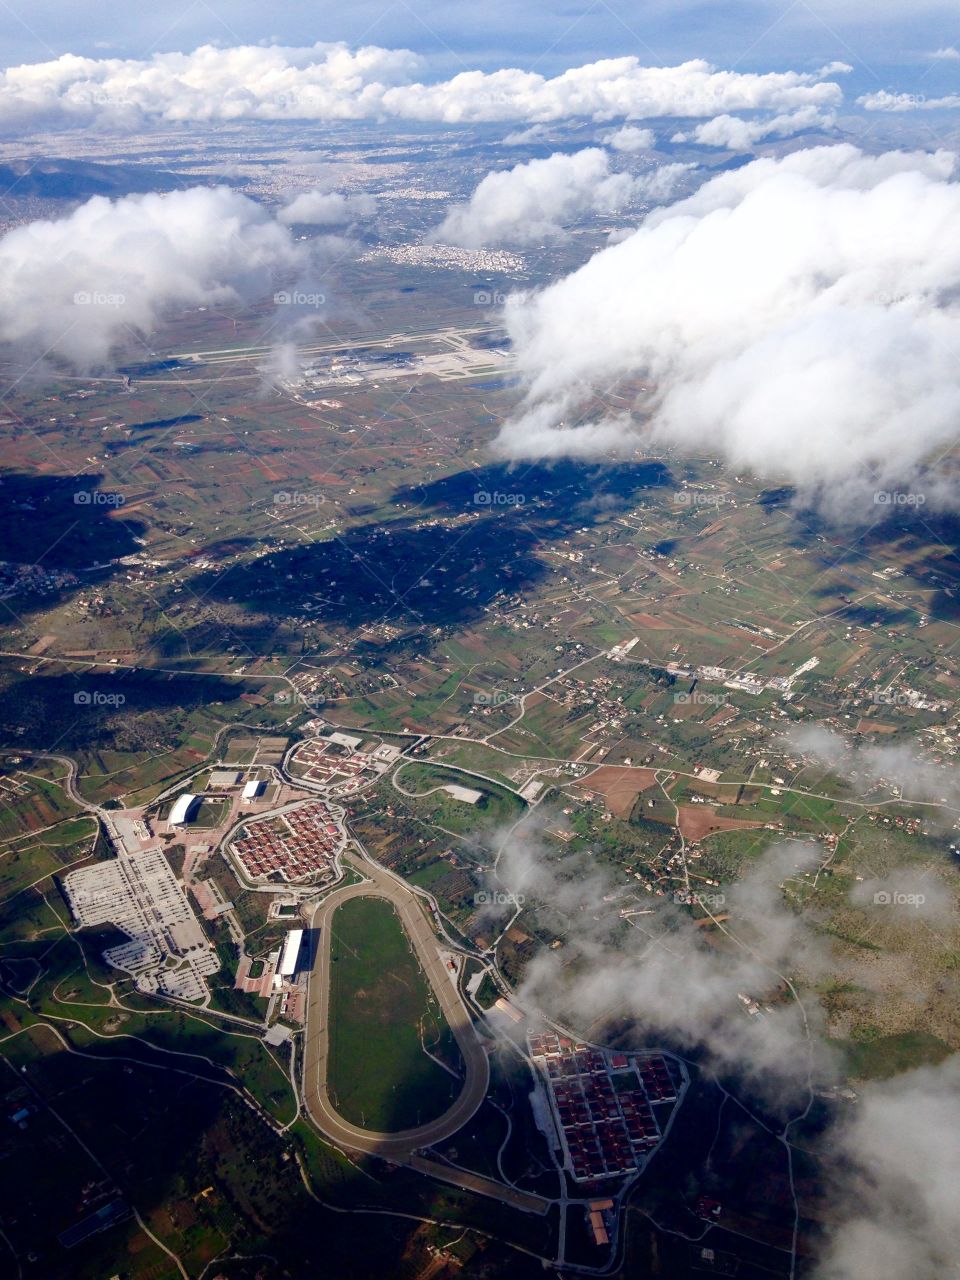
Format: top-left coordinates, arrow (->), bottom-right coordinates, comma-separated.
302,851 -> 491,1162
409,1155 -> 550,1215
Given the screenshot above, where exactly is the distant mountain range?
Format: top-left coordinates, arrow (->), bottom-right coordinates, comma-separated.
0,157 -> 222,199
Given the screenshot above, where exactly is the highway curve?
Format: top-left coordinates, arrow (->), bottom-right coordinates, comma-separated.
302,851 -> 490,1162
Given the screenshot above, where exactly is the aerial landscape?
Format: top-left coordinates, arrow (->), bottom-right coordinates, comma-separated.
0,1 -> 958,1277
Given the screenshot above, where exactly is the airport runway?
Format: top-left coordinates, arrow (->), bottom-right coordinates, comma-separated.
301,850 -> 491,1162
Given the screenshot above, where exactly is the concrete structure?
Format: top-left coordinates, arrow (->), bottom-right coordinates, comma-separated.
169,792 -> 199,825
443,784 -> 482,804
209,770 -> 241,788
63,847 -> 218,1001
242,778 -> 264,801
328,731 -> 362,751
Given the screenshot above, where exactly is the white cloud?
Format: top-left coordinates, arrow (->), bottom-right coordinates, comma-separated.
433,148 -> 693,246
604,124 -> 656,152
928,46 -> 960,60
673,104 -> 837,149
0,44 -> 846,130
813,1057 -> 960,1280
494,144 -> 960,513
279,190 -> 376,225
859,89 -> 960,111
0,186 -> 304,368
502,123 -> 549,145
491,814 -> 832,1095
785,724 -> 960,810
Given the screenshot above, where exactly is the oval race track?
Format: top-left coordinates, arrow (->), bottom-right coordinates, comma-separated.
301,851 -> 491,1161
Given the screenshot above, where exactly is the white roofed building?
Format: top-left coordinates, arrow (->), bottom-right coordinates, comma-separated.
275,928 -> 304,987
169,793 -> 199,825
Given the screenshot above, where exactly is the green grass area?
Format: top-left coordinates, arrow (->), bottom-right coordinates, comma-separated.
0,774 -> 85,840
474,972 -> 500,1009
327,895 -> 462,1130
191,795 -> 231,827
0,1023 -> 442,1280
0,817 -> 97,901
753,788 -> 849,831
5,930 -> 295,1125
406,858 -> 457,889
392,760 -> 525,836
839,1030 -> 954,1080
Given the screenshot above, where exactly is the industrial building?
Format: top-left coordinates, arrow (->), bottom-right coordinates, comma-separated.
242,778 -> 265,801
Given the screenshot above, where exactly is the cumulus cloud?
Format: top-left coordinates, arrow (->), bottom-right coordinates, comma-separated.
859,89 -> 960,111
433,148 -> 693,246
928,45 -> 960,60
279,190 -> 376,226
813,1057 -> 960,1280
673,105 -> 837,149
494,144 -> 960,513
0,44 -> 846,130
604,124 -> 656,152
0,186 -> 304,368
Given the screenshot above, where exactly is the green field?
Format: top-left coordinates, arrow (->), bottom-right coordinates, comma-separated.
392,760 -> 525,835
326,895 -> 462,1131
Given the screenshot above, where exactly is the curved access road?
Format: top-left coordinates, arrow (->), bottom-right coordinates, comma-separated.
302,850 -> 490,1162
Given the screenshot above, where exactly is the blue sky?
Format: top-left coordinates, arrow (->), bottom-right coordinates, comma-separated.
0,0 -> 957,96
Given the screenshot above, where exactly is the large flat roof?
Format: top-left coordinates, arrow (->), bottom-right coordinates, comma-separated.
278,927 -> 304,976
